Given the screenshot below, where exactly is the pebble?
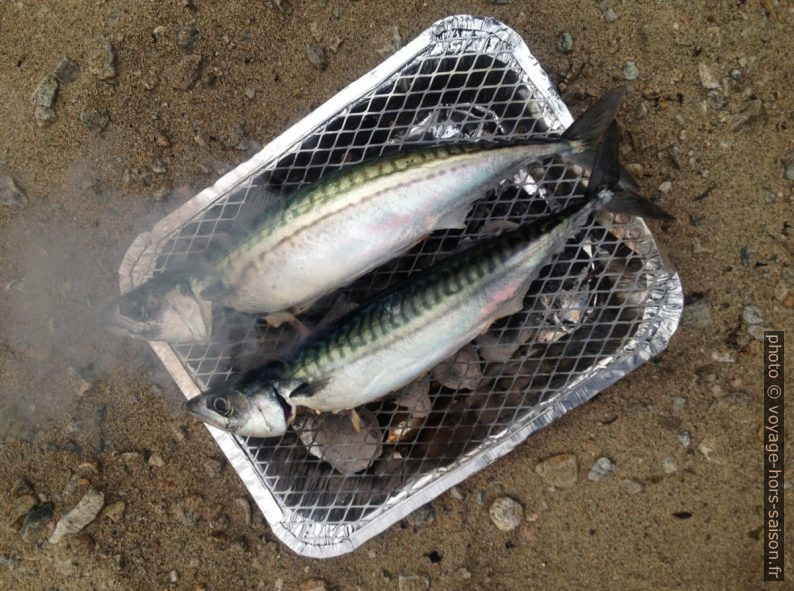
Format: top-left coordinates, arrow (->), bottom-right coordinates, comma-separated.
682,298 -> 711,328
773,282 -> 788,302
169,570 -> 179,583
88,39 -> 116,80
730,68 -> 742,80
204,458 -> 222,477
244,87 -> 256,100
698,63 -> 720,89
49,488 -> 104,544
31,76 -> 58,108
103,501 -> 126,523
80,110 -> 110,133
141,68 -> 159,90
587,457 -> 614,481
784,151 -> 794,182
658,181 -> 672,193
535,453 -> 577,488
306,45 -> 328,71
398,574 -> 430,591
406,503 -> 435,528
174,495 -> 203,526
0,554 -> 19,570
662,458 -> 678,474
234,497 -> 251,526
299,578 -> 328,591
378,26 -> 402,55
604,7 -> 618,22
672,397 -> 687,413
449,487 -> 464,501
677,431 -> 691,447
742,305 -> 763,325
152,160 -> 167,175
557,31 -> 573,54
634,102 -> 648,118
13,495 -> 37,521
0,176 -> 28,206
53,56 -> 79,83
172,54 -> 203,90
147,453 -> 164,467
621,479 -> 643,494
20,502 -> 54,544
458,568 -> 472,580
711,351 -> 736,363
622,61 -> 639,81
489,496 -> 523,531
176,23 -> 198,49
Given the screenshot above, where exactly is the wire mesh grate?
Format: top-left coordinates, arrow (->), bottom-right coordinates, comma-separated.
118,16 -> 681,556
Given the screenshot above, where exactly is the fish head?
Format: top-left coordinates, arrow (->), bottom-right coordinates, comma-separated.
106,274 -> 212,343
186,384 -> 293,438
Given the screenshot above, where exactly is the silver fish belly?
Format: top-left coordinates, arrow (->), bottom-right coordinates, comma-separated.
212,142 -> 576,314
284,199 -> 597,412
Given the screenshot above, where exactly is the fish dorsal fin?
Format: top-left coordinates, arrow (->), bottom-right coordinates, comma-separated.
587,121 -> 621,196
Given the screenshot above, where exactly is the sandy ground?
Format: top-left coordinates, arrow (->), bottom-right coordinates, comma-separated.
1,1 -> 792,589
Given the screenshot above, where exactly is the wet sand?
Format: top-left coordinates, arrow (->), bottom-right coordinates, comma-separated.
0,1 -> 792,589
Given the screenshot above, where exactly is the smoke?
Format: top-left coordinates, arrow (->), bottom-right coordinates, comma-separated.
0,164 -> 190,443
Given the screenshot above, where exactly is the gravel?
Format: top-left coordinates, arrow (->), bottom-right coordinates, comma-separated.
172,54 -> 203,90
20,502 -> 54,544
88,38 -> 116,80
103,501 -> 126,523
557,31 -> 573,54
622,61 -> 639,80
682,297 -> 712,328
605,8 -> 618,23
587,457 -> 615,481
53,56 -> 79,83
698,63 -> 720,89
306,45 -> 328,70
742,305 -> 763,325
81,110 -> 110,133
48,488 -> 105,544
177,23 -> 198,49
489,496 -> 524,531
406,503 -> 435,527
621,479 -> 643,494
535,453 -> 577,488
0,176 -> 28,206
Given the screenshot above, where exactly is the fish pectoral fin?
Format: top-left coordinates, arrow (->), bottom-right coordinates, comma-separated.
199,280 -> 230,301
436,201 -> 474,230
491,293 -> 527,324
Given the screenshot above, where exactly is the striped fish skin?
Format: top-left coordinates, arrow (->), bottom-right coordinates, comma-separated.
210,140 -> 583,314
281,197 -> 600,412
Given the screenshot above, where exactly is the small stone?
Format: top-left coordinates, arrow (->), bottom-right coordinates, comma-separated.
449,487 -> 464,501
604,8 -> 618,22
406,503 -> 435,528
784,151 -> 794,182
742,305 -> 763,325
172,54 -> 203,90
34,106 -> 56,127
711,351 -> 736,363
169,570 -> 179,583
489,496 -> 523,531
658,181 -> 672,193
634,102 -> 648,118
233,498 -> 251,526
622,61 -> 639,81
53,57 -> 79,83
80,110 -> 110,133
397,574 -> 430,591
174,495 -> 203,525
120,451 -> 141,463
88,39 -> 116,80
176,23 -> 198,49
773,282 -> 788,302
147,453 -> 164,467
557,31 -> 573,54
692,239 -> 704,254
203,459 -> 222,477
152,160 -> 167,174
672,397 -> 687,413
306,46 -> 328,71
103,501 -> 126,523
20,502 -> 54,544
662,458 -> 678,474
587,457 -> 614,481
378,26 -> 402,55
458,568 -> 472,580
0,176 -> 28,206
676,431 -> 691,447
13,495 -> 37,520
707,90 -> 727,110
698,63 -> 720,89
48,488 -> 104,544
155,130 -> 171,147
244,87 -> 256,100
299,578 -> 327,591
621,479 -> 643,494
31,76 -> 58,108
0,554 -> 19,569
535,453 -> 577,488
141,69 -> 159,90
682,298 -> 711,328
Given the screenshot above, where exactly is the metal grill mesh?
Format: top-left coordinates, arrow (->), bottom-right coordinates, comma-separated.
119,16 -> 678,554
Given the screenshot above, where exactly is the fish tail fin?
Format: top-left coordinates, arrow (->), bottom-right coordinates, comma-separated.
588,121 -> 674,220
560,87 -> 626,149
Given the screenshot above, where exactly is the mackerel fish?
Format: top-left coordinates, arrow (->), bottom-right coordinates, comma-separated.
187,123 -> 672,437
108,89 -> 626,343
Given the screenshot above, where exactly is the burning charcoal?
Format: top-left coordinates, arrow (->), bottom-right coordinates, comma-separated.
386,414 -> 425,444
295,410 -> 383,475
431,345 -> 481,391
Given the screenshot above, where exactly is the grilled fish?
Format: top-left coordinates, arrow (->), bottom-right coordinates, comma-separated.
109,89 -> 626,343
187,124 -> 671,436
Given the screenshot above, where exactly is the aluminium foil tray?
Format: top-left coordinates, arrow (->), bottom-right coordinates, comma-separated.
118,15 -> 682,558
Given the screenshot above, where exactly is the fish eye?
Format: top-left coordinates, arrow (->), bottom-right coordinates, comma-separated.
119,295 -> 148,321
212,396 -> 232,417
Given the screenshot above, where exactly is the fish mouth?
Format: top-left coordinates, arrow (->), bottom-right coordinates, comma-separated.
103,299 -> 155,340
186,396 -> 230,431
